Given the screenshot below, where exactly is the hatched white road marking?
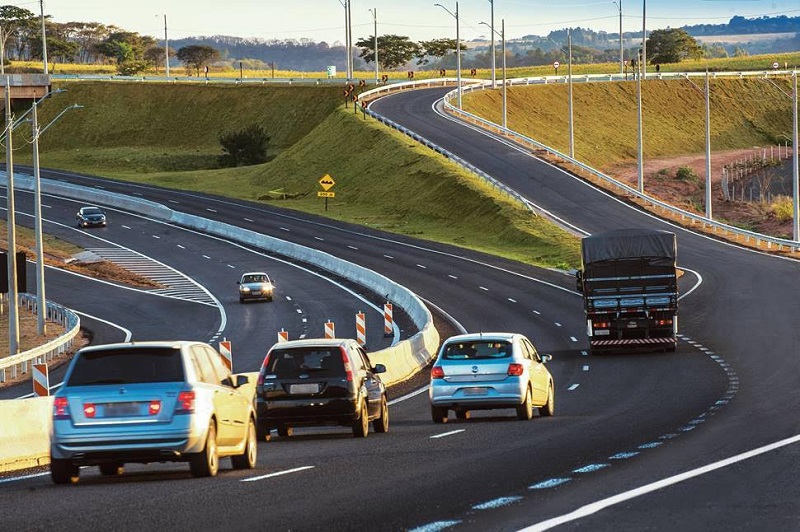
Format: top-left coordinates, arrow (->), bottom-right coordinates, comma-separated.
85,248 -> 218,306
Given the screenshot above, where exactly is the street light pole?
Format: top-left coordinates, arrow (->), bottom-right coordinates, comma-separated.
434,2 -> 461,108
568,30 -> 574,159
480,20 -> 507,127
636,47 -> 644,193
641,0 -> 647,78
705,69 -> 712,219
502,18 -> 506,128
40,0 -> 47,74
370,8 -> 378,85
792,71 -> 798,242
488,0 -> 495,88
614,0 -> 623,75
31,99 -> 45,334
164,15 -> 170,78
4,76 -> 19,354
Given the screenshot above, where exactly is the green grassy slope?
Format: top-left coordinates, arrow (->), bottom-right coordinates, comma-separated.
19,82 -> 579,268
462,77 -> 794,171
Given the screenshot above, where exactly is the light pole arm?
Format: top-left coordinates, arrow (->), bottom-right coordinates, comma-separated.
38,104 -> 82,138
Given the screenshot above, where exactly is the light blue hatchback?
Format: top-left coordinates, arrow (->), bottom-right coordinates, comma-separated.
429,332 -> 554,423
50,341 -> 257,484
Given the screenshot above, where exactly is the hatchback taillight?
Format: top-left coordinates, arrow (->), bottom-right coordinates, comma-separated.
431,366 -> 445,379
507,363 -> 524,376
148,401 -> 162,416
176,391 -> 195,413
340,347 -> 354,382
83,403 -> 97,418
53,397 -> 69,419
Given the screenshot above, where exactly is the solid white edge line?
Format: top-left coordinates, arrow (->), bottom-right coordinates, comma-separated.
241,465 -> 315,482
0,472 -> 50,484
520,433 -> 800,532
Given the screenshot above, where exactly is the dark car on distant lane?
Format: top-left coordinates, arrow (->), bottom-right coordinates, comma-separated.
76,206 -> 107,228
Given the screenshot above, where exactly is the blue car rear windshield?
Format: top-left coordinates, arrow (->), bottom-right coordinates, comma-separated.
67,348 -> 185,385
443,341 -> 512,360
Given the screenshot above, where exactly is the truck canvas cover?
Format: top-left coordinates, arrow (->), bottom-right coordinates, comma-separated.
581,228 -> 676,266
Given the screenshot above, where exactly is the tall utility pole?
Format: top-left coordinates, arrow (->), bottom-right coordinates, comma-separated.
40,0 -> 47,74
614,0 -> 623,74
636,45 -> 644,193
31,99 -> 46,334
488,0 -> 495,88
434,2 -> 461,108
5,76 -> 19,355
347,1 -> 353,80
164,15 -> 170,77
369,8 -> 378,84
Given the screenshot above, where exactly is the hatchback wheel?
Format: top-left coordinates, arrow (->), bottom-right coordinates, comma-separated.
353,400 -> 369,438
431,405 -> 448,424
539,383 -> 555,417
373,395 -> 389,433
50,459 -> 80,485
190,421 -> 219,477
99,462 -> 124,476
232,419 -> 258,470
517,386 -> 534,420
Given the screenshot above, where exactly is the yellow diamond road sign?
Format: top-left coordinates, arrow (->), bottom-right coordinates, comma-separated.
319,174 -> 336,191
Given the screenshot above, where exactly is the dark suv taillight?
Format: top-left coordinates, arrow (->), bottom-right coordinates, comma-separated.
340,346 -> 353,382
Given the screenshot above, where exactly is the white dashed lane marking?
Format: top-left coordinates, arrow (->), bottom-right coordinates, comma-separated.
430,430 -> 465,440
568,384 -> 580,391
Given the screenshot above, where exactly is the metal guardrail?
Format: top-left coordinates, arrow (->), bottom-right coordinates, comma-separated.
439,73 -> 800,253
358,78 -> 536,214
0,293 -> 80,383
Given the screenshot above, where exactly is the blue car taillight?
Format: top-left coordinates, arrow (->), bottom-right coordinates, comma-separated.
53,397 -> 70,419
175,391 -> 195,414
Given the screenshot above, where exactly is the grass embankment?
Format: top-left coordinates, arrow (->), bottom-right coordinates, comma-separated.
461,77 -> 795,171
15,82 -> 578,268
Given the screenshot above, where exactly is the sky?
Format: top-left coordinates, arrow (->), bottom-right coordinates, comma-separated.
28,0 -> 800,43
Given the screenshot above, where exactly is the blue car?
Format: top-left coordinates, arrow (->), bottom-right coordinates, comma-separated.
429,332 -> 554,423
50,341 -> 257,484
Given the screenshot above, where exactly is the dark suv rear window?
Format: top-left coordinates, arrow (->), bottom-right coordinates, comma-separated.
442,341 -> 512,360
67,348 -> 185,385
265,347 -> 345,378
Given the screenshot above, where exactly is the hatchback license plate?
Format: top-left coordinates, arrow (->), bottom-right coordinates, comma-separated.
289,384 -> 319,394
103,402 -> 140,417
464,387 -> 488,396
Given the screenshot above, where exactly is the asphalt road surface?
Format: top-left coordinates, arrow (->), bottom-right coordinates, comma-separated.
0,87 -> 798,531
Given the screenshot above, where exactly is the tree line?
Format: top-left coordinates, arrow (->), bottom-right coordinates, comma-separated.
0,4 -> 794,75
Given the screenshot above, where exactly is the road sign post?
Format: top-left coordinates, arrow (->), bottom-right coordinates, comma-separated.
318,174 -> 336,211
553,61 -> 560,76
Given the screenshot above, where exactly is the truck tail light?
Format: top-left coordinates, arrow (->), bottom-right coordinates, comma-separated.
507,363 -> 524,376
594,321 -> 610,329
655,319 -> 673,326
431,366 -> 445,379
53,397 -> 70,419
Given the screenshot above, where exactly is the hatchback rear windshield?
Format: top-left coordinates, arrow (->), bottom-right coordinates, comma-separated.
265,347 -> 345,378
442,341 -> 512,360
67,348 -> 185,385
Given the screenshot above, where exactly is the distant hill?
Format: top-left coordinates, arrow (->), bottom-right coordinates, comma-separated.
166,15 -> 799,72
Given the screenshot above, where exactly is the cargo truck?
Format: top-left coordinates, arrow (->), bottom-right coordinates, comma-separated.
575,228 -> 678,354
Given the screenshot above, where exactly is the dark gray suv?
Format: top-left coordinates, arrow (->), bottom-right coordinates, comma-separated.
255,338 -> 388,439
